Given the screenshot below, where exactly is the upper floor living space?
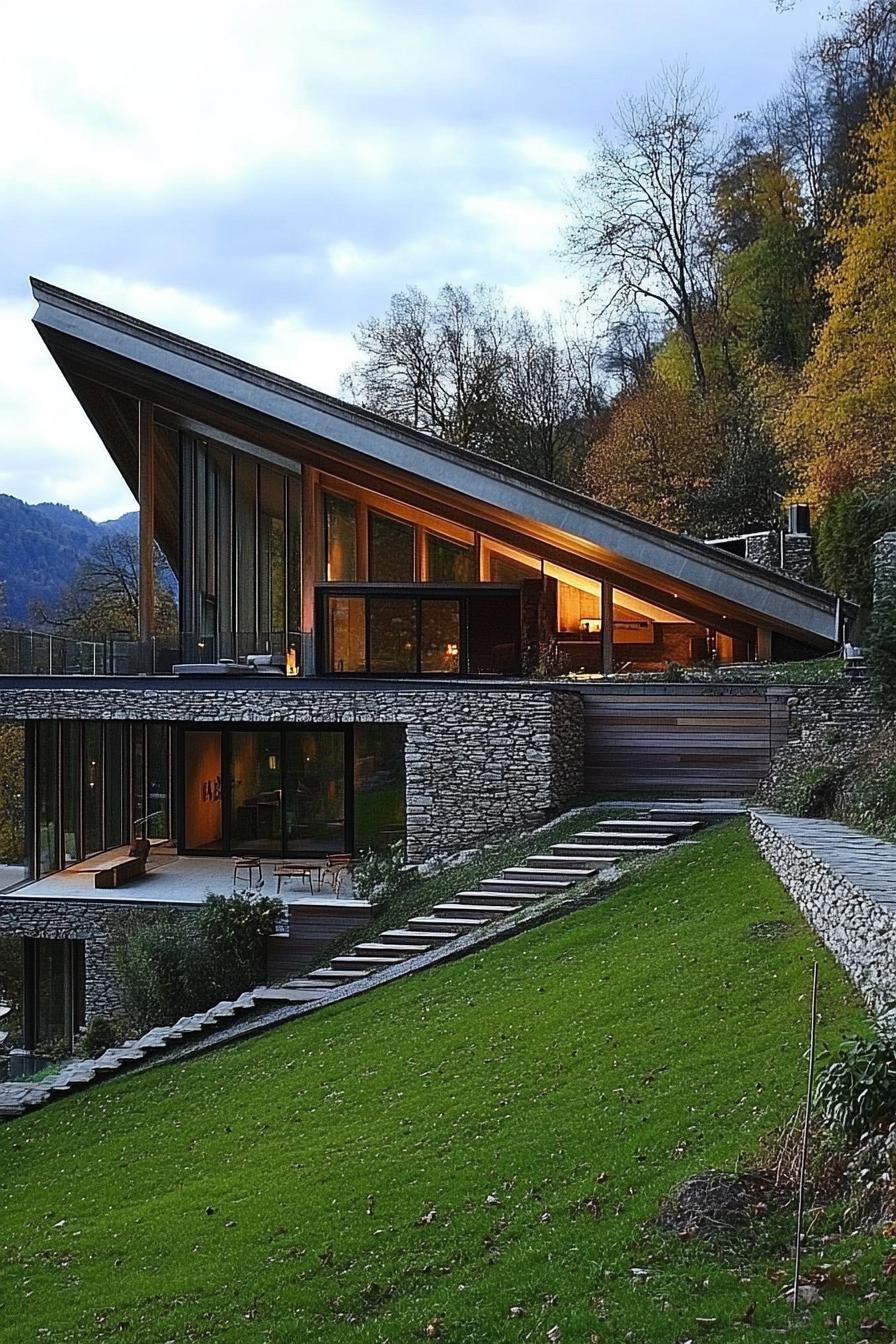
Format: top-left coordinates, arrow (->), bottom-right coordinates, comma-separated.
9,279 -> 850,681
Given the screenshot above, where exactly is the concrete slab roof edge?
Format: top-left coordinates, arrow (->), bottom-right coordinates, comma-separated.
30,276 -> 849,644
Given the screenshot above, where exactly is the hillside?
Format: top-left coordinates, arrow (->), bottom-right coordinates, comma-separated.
0,824 -> 877,1342
0,494 -> 138,622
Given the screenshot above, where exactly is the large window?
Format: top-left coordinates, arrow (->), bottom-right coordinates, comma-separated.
181,436 -> 302,659
369,512 -> 415,582
318,586 -> 521,676
30,722 -> 161,878
325,494 -> 358,581
181,727 -> 356,857
426,534 -> 475,583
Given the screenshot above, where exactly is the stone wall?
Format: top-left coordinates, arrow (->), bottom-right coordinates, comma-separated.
757,680 -> 882,805
0,897 -> 194,1020
0,683 -> 585,863
750,811 -> 896,1015
741,530 -> 814,583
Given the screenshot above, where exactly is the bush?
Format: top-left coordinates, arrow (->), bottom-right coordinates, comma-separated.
816,486 -> 896,614
113,910 -> 213,1032
815,1034 -> 896,1139
197,893 -> 283,999
76,1016 -> 124,1058
354,842 -> 409,905
113,893 -> 284,1032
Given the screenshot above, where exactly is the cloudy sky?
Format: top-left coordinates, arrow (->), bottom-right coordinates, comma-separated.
0,0 -> 829,519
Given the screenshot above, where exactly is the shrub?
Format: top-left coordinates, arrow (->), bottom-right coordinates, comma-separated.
197,892 -> 283,999
112,909 -> 214,1032
76,1016 -> 124,1058
815,1034 -> 896,1139
354,842 -> 408,905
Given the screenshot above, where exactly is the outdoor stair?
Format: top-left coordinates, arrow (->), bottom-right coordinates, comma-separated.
1,806 -> 717,1125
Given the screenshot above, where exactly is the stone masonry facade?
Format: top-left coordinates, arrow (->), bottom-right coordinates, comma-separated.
0,897 -> 195,1022
0,684 -> 585,863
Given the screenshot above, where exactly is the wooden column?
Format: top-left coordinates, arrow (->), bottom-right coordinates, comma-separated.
137,401 -> 156,663
756,625 -> 773,662
601,579 -> 614,675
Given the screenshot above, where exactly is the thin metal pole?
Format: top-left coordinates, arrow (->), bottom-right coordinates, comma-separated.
792,961 -> 819,1311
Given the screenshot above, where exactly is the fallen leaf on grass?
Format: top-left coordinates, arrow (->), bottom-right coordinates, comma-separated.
858,1320 -> 892,1336
423,1318 -> 442,1338
416,1208 -> 437,1226
779,1284 -> 822,1306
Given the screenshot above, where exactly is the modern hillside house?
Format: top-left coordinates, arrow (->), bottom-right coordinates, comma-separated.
0,279 -> 850,1055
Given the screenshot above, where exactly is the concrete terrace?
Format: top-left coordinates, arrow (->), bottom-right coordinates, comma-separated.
6,847 -> 360,907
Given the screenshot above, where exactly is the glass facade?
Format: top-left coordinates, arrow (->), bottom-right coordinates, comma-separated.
325,495 -> 358,581
369,512 -> 415,582
23,938 -> 85,1053
319,587 -> 521,676
180,725 -> 403,857
181,436 -> 301,660
29,722 -> 169,879
427,534 -> 475,583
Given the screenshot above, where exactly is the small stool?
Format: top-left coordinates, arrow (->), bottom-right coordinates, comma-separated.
233,855 -> 263,888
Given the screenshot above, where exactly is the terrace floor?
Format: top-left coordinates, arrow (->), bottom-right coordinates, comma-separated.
7,845 -> 361,908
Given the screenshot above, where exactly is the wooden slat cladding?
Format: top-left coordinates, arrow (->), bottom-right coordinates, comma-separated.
578,685 -> 790,796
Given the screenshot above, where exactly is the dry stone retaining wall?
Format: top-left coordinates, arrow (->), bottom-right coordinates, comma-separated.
751,809 -> 896,1016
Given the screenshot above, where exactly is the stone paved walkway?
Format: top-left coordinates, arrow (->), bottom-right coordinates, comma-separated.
751,810 -> 896,911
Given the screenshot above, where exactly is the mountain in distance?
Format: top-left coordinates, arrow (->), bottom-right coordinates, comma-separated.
0,494 -> 139,623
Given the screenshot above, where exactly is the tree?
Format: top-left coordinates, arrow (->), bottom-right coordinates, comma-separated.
585,374 -> 721,532
715,150 -> 819,370
815,485 -> 896,610
342,285 -> 604,488
781,97 -> 896,496
32,533 -> 177,642
567,64 -> 720,396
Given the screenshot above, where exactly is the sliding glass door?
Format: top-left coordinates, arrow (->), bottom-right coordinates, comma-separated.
182,727 -> 347,856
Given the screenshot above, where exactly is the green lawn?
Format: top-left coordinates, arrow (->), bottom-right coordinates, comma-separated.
0,823 -> 884,1343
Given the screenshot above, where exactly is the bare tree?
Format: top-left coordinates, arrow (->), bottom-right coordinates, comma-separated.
32,533 -> 177,641
567,64 -> 720,396
343,285 -> 604,487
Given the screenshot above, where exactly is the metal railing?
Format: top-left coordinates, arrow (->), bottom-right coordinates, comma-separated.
0,629 -> 309,677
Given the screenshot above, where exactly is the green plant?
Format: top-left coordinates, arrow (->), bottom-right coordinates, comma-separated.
815,1034 -> 896,1139
663,661 -> 686,681
75,1016 -> 124,1059
197,892 -> 283,998
353,841 -> 408,904
112,909 -> 214,1032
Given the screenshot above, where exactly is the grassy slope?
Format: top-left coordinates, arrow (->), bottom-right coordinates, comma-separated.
0,824 -> 879,1344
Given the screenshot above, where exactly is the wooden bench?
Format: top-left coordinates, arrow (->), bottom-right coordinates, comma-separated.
94,855 -> 147,890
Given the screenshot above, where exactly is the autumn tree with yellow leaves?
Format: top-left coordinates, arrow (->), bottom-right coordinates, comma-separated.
783,97 -> 896,497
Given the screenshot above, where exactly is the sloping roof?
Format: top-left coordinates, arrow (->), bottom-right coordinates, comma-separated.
30,277 -> 846,645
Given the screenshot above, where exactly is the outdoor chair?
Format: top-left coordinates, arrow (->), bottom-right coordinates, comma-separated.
322,853 -> 353,897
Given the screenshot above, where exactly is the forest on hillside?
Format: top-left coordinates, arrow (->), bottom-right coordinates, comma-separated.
343,0 -> 896,617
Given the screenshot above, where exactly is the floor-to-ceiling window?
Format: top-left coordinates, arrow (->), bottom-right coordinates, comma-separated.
180,726 -> 403,857
29,722 -> 165,878
181,436 -> 301,661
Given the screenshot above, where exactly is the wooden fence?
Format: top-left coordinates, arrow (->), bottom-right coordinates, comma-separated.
576,684 -> 791,797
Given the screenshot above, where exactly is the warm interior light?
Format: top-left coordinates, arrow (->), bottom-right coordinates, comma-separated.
267,754 -> 278,771
446,642 -> 459,657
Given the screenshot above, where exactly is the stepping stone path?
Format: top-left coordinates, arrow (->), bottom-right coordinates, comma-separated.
0,804 -> 736,1121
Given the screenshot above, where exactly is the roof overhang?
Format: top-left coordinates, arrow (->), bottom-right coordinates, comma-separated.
30,277 -> 850,647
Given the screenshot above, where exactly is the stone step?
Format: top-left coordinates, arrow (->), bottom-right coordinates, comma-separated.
279,979 -> 337,992
648,807 -> 741,823
586,829 -> 676,844
331,953 -> 408,970
573,833 -> 667,849
550,844 -> 626,858
306,966 -> 372,982
0,1102 -> 26,1117
379,928 -> 458,946
526,854 -> 603,870
454,889 -> 543,904
604,819 -> 700,831
432,901 -> 521,918
252,985 -> 328,1003
353,940 -> 427,955
408,915 -> 490,933
171,1016 -> 206,1035
481,876 -> 573,893
496,868 -> 583,882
